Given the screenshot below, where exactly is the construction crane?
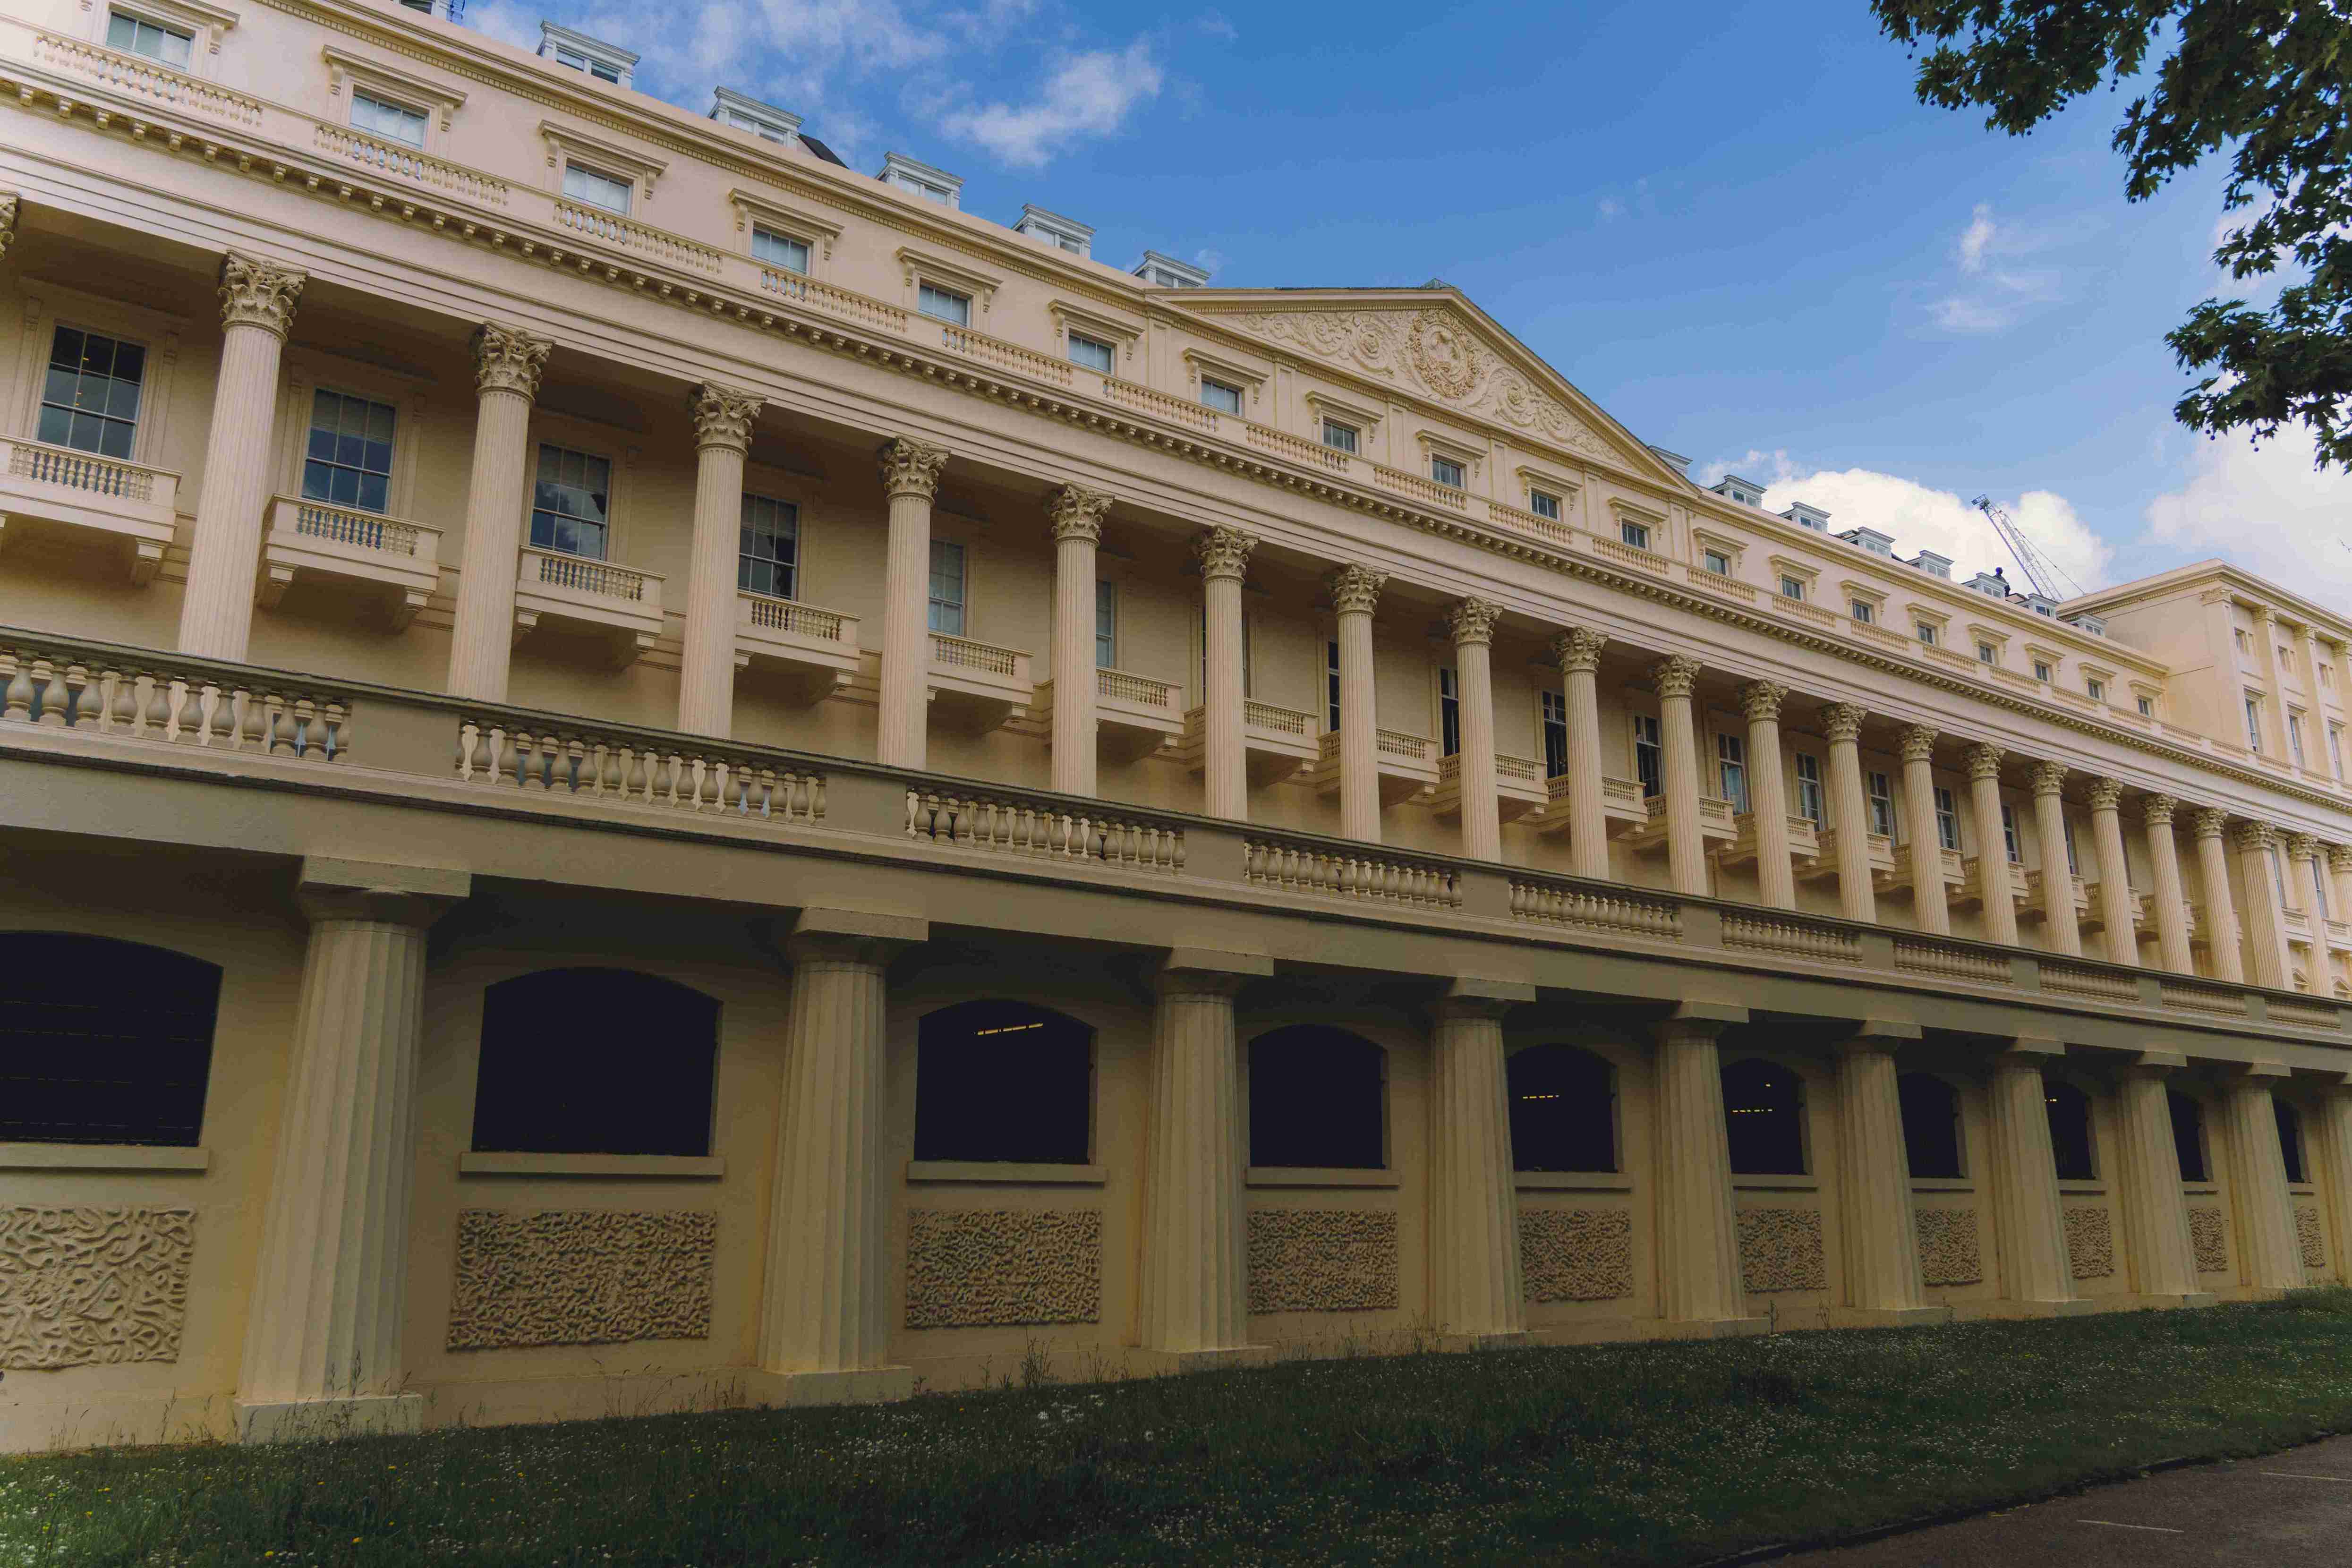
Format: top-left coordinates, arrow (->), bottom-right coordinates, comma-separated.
1971,494 -> 2084,602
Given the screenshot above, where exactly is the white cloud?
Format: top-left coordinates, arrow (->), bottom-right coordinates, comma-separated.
2143,423 -> 2352,615
940,41 -> 1162,168
1928,203 -> 2067,336
1195,10 -> 1239,41
1958,202 -> 1995,274
1596,196 -> 1625,222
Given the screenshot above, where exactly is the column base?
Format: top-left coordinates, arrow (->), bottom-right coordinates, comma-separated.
1133,1345 -> 1278,1376
1435,1330 -> 1534,1353
2141,1291 -> 2220,1311
1654,1315 -> 1773,1341
742,1367 -> 914,1408
1825,1305 -> 1952,1330
237,1393 -> 423,1445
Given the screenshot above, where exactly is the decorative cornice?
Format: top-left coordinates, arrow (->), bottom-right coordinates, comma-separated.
2142,793 -> 2177,828
1046,483 -> 1113,544
1194,525 -> 1258,583
470,323 -> 551,399
1652,654 -> 1700,702
217,251 -> 305,337
2192,806 -> 2231,840
687,381 -> 761,453
1446,597 -> 1502,648
1739,681 -> 1788,724
1328,564 -> 1388,616
1899,725 -> 1938,766
1552,627 -> 1604,675
877,437 -> 949,501
2086,777 -> 2124,813
2233,819 -> 2276,853
1964,742 -> 2003,783
1821,703 -> 1866,746
2029,759 -> 2069,798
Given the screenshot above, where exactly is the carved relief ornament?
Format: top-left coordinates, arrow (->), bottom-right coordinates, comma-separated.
2142,793 -> 2177,828
218,251 -> 306,338
1820,702 -> 1866,745
1898,724 -> 1939,765
688,382 -> 762,453
471,323 -> 551,399
2029,759 -> 2069,797
1552,627 -> 1604,675
1328,563 -> 1388,615
1446,597 -> 1502,647
1964,742 -> 2003,782
1738,680 -> 1788,723
2192,806 -> 2231,840
1651,654 -> 1701,701
1046,483 -> 1113,544
1193,525 -> 1258,583
0,193 -> 16,262
2331,843 -> 2352,873
877,436 -> 950,501
2286,832 -> 2321,862
2233,819 -> 2276,853
2085,777 -> 2124,813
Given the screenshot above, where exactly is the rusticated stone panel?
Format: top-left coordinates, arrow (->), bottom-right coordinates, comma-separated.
448,1210 -> 715,1351
1915,1208 -> 1982,1286
904,1209 -> 1102,1329
1518,1209 -> 1632,1303
2188,1205 -> 2229,1275
1247,1210 -> 1398,1314
1736,1207 -> 1826,1294
2063,1205 -> 2113,1279
2296,1205 -> 2327,1271
0,1207 -> 194,1370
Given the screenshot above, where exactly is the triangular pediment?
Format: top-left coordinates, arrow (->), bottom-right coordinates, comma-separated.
1169,289 -> 1682,484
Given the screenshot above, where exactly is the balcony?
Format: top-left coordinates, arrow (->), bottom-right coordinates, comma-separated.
1798,828 -> 1895,884
1716,812 -> 1822,871
2020,869 -> 2090,925
2284,906 -> 2313,943
928,631 -> 1033,732
734,592 -> 860,702
1529,772 -> 1651,837
258,496 -> 441,628
0,435 -> 179,583
1038,666 -> 1184,761
1622,793 -> 1736,854
1954,855 -> 2028,912
1306,728 -> 1440,806
1431,750 -> 1547,824
512,546 -> 666,665
1176,699 -> 1320,785
1877,844 -> 1966,897
2079,882 -> 2147,937
2326,919 -> 2352,954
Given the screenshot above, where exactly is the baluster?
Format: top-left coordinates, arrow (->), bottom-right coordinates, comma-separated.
236,688 -> 266,751
60,665 -> 89,729
904,789 -> 921,838
297,699 -> 325,759
598,743 -> 622,797
1170,832 -> 1185,875
456,720 -> 482,781
563,736 -> 588,794
754,767 -> 777,818
107,667 -> 137,733
264,693 -> 294,756
324,700 -> 350,762
28,657 -> 60,727
657,752 -> 683,807
683,756 -> 707,811
191,682 -> 222,746
618,746 -> 643,801
809,774 -> 826,821
0,651 -> 24,724
485,725 -> 515,786
163,678 -> 194,743
950,797 -> 975,847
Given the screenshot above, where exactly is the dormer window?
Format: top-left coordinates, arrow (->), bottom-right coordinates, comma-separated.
540,23 -> 636,87
562,162 -> 632,215
711,88 -> 801,145
1133,250 -> 1212,288
878,152 -> 963,209
1014,205 -> 1093,259
108,10 -> 192,67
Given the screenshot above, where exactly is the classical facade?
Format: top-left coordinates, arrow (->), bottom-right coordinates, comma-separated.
2,0 -> 2352,1450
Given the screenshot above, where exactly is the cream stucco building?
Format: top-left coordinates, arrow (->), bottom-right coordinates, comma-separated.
4,0 -> 2352,1452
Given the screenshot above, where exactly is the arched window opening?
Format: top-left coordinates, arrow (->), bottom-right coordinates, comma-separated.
2045,1081 -> 2095,1182
1249,1025 -> 1385,1169
914,1001 -> 1093,1164
1898,1073 -> 1964,1180
1722,1058 -> 1805,1176
472,968 -> 718,1157
1508,1044 -> 1616,1173
2168,1090 -> 2209,1184
0,933 -> 221,1145
2276,1099 -> 2309,1186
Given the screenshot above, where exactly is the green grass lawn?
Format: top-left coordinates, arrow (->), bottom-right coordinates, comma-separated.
10,1291 -> 2352,1567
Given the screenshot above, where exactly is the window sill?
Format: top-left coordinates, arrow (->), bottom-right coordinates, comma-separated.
905,1160 -> 1105,1185
2291,1184 -> 2318,1196
2181,1183 -> 2221,1196
0,1142 -> 208,1172
458,1152 -> 724,1179
1245,1166 -> 1398,1189
1731,1174 -> 1818,1192
1908,1179 -> 1975,1193
2058,1181 -> 2106,1196
1514,1171 -> 1631,1191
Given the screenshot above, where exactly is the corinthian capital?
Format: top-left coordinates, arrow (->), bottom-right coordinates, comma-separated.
471,323 -> 551,399
1446,597 -> 1502,647
2028,759 -> 2069,798
218,251 -> 306,338
0,193 -> 17,262
1046,483 -> 1113,544
1964,742 -> 2003,782
1552,627 -> 1604,675
1820,702 -> 1866,745
2329,843 -> 2352,873
1898,724 -> 1938,765
877,437 -> 949,501
1194,525 -> 1257,583
1651,654 -> 1701,701
2232,819 -> 2275,854
2286,832 -> 2320,862
2191,806 -> 2230,841
688,382 -> 762,453
1328,563 -> 1388,616
1739,680 -> 1788,723
2085,776 -> 2123,813
2141,793 -> 2177,828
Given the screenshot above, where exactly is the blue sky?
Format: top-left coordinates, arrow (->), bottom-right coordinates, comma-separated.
471,0 -> 2352,611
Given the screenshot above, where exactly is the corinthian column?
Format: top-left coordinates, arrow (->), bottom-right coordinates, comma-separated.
1553,628 -> 1609,880
2115,1058 -> 2210,1305
2194,808 -> 2246,982
2142,796 -> 2195,975
1653,654 -> 1709,896
236,859 -> 469,1442
1985,1042 -> 2080,1313
1965,744 -> 2019,946
754,909 -> 926,1404
1652,1007 -> 1751,1330
2219,1069 -> 2306,1293
1823,703 -> 1877,923
1329,564 -> 1387,843
1741,681 -> 1795,909
1834,1030 -> 1940,1322
445,324 -> 550,702
1047,484 -> 1113,797
876,438 -> 949,770
675,382 -> 762,738
1428,980 -> 1534,1343
1448,598 -> 1504,861
2030,762 -> 2082,957
1196,527 -> 1257,820
2086,779 -> 2140,966
1900,725 -> 1950,934
2233,821 -> 2292,989
178,253 -> 306,661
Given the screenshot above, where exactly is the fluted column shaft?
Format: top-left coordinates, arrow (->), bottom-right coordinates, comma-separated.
1836,1039 -> 1929,1314
1652,1015 -> 1747,1324
1823,704 -> 1877,923
1966,745 -> 2018,946
1428,989 -> 1529,1339
446,325 -> 550,702
2088,781 -> 2140,966
2194,810 -> 2246,982
876,440 -> 948,770
1331,566 -> 1385,843
1141,957 -> 1264,1355
1742,683 -> 1795,909
1198,528 -> 1256,821
1654,656 -> 1708,896
676,384 -> 760,738
2220,1074 -> 2305,1291
237,863 -> 466,1440
1450,600 -> 1503,861
2309,1089 -> 2352,1287
1556,630 -> 1609,880
1900,727 -> 1949,934
179,254 -> 305,661
2031,765 -> 2083,957
2143,798 -> 2195,975
2116,1065 -> 2203,1300
1047,486 -> 1112,797
1985,1050 -> 2077,1307
2233,822 -> 2292,989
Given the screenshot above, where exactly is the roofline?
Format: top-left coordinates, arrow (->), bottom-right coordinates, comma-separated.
2070,559 -> 2352,640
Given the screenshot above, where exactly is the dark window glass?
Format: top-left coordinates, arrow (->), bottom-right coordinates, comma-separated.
1250,1026 -> 1384,1169
38,326 -> 145,460
471,969 -> 717,1156
913,1001 -> 1092,1164
1508,1044 -> 1615,1172
738,493 -> 798,598
530,443 -> 611,559
0,934 -> 219,1145
1438,667 -> 1460,758
1541,690 -> 1568,780
1633,715 -> 1662,799
1898,1072 -> 1964,1179
2277,1099 -> 2308,1185
1722,1058 -> 1806,1175
301,390 -> 397,513
2168,1090 -> 2208,1184
2046,1081 -> 2095,1181
1326,640 -> 1342,733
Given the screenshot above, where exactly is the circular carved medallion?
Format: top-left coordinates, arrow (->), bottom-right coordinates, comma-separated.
1409,311 -> 1483,400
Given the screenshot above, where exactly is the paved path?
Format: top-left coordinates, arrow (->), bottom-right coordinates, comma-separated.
1770,1432 -> 2352,1566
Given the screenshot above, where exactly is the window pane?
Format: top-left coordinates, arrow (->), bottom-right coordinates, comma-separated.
532,443 -> 611,557
1323,422 -> 1358,453
1201,378 -> 1242,414
1069,334 -> 1115,374
751,229 -> 810,273
302,391 -> 398,514
917,284 -> 971,326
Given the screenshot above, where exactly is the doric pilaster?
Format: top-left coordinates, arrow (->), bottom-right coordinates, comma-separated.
1428,982 -> 1534,1342
1652,1010 -> 1752,1328
1834,1034 -> 1938,1322
1985,1044 -> 2079,1311
2219,1073 -> 2306,1292
2115,1061 -> 2209,1304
